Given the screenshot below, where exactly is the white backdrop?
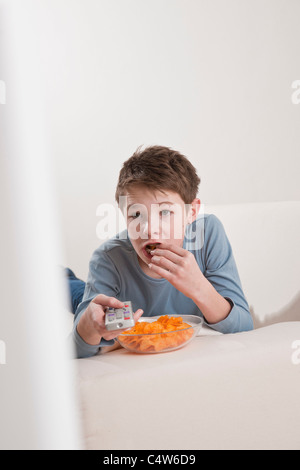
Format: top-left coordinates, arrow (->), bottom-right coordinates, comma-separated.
29,0 -> 300,278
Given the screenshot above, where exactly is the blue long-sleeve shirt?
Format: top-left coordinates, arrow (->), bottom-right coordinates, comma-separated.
73,214 -> 253,358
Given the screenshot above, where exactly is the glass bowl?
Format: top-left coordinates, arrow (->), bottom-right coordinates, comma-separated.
117,314 -> 203,354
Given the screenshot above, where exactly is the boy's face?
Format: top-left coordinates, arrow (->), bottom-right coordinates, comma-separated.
121,185 -> 200,278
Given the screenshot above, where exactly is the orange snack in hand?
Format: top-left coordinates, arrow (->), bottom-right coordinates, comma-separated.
118,315 -> 194,353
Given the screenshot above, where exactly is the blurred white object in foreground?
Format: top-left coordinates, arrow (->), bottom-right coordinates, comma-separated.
0,0 -> 82,449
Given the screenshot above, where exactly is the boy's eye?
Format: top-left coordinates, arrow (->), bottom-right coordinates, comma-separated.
160,209 -> 172,217
129,211 -> 141,219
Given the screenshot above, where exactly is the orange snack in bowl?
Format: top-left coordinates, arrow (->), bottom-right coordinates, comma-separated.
118,315 -> 194,353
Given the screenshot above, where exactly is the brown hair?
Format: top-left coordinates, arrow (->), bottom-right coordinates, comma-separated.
115,145 -> 200,204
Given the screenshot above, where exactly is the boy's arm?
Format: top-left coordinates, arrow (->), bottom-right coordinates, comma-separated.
148,215 -> 253,333
148,245 -> 232,323
72,249 -> 142,358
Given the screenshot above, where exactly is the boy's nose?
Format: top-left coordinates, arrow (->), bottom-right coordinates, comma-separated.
141,217 -> 160,240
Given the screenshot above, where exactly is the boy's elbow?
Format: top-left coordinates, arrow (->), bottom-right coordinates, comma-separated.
241,315 -> 254,332
215,305 -> 254,334
235,308 -> 254,333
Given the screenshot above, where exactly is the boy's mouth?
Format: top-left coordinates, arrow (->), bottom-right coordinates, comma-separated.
142,243 -> 161,259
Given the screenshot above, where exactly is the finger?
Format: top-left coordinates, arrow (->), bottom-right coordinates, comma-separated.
150,248 -> 182,266
103,330 -> 123,340
154,242 -> 187,257
133,309 -> 144,322
151,245 -> 187,265
92,294 -> 124,309
148,262 -> 173,280
151,254 -> 177,273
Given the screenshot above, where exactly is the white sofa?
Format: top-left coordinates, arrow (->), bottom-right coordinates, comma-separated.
206,201 -> 300,329
73,201 -> 300,450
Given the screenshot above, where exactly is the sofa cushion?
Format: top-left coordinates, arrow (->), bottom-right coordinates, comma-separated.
205,201 -> 300,327
75,321 -> 300,450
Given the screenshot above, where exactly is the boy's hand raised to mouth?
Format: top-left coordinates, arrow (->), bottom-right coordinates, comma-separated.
148,243 -> 232,324
148,243 -> 204,300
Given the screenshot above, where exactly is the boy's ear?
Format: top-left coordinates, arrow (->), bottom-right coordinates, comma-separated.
187,198 -> 201,224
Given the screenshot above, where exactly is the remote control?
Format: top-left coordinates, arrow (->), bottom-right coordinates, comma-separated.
105,301 -> 135,331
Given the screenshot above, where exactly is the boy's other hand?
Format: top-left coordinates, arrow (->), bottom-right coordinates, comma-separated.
76,294 -> 144,346
148,243 -> 205,301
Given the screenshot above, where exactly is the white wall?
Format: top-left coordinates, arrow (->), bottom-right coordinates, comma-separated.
31,0 -> 300,279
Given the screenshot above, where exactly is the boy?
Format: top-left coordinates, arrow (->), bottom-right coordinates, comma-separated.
73,145 -> 253,358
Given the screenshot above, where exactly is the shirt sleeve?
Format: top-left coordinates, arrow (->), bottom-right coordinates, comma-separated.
72,248 -> 122,358
201,214 -> 254,333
